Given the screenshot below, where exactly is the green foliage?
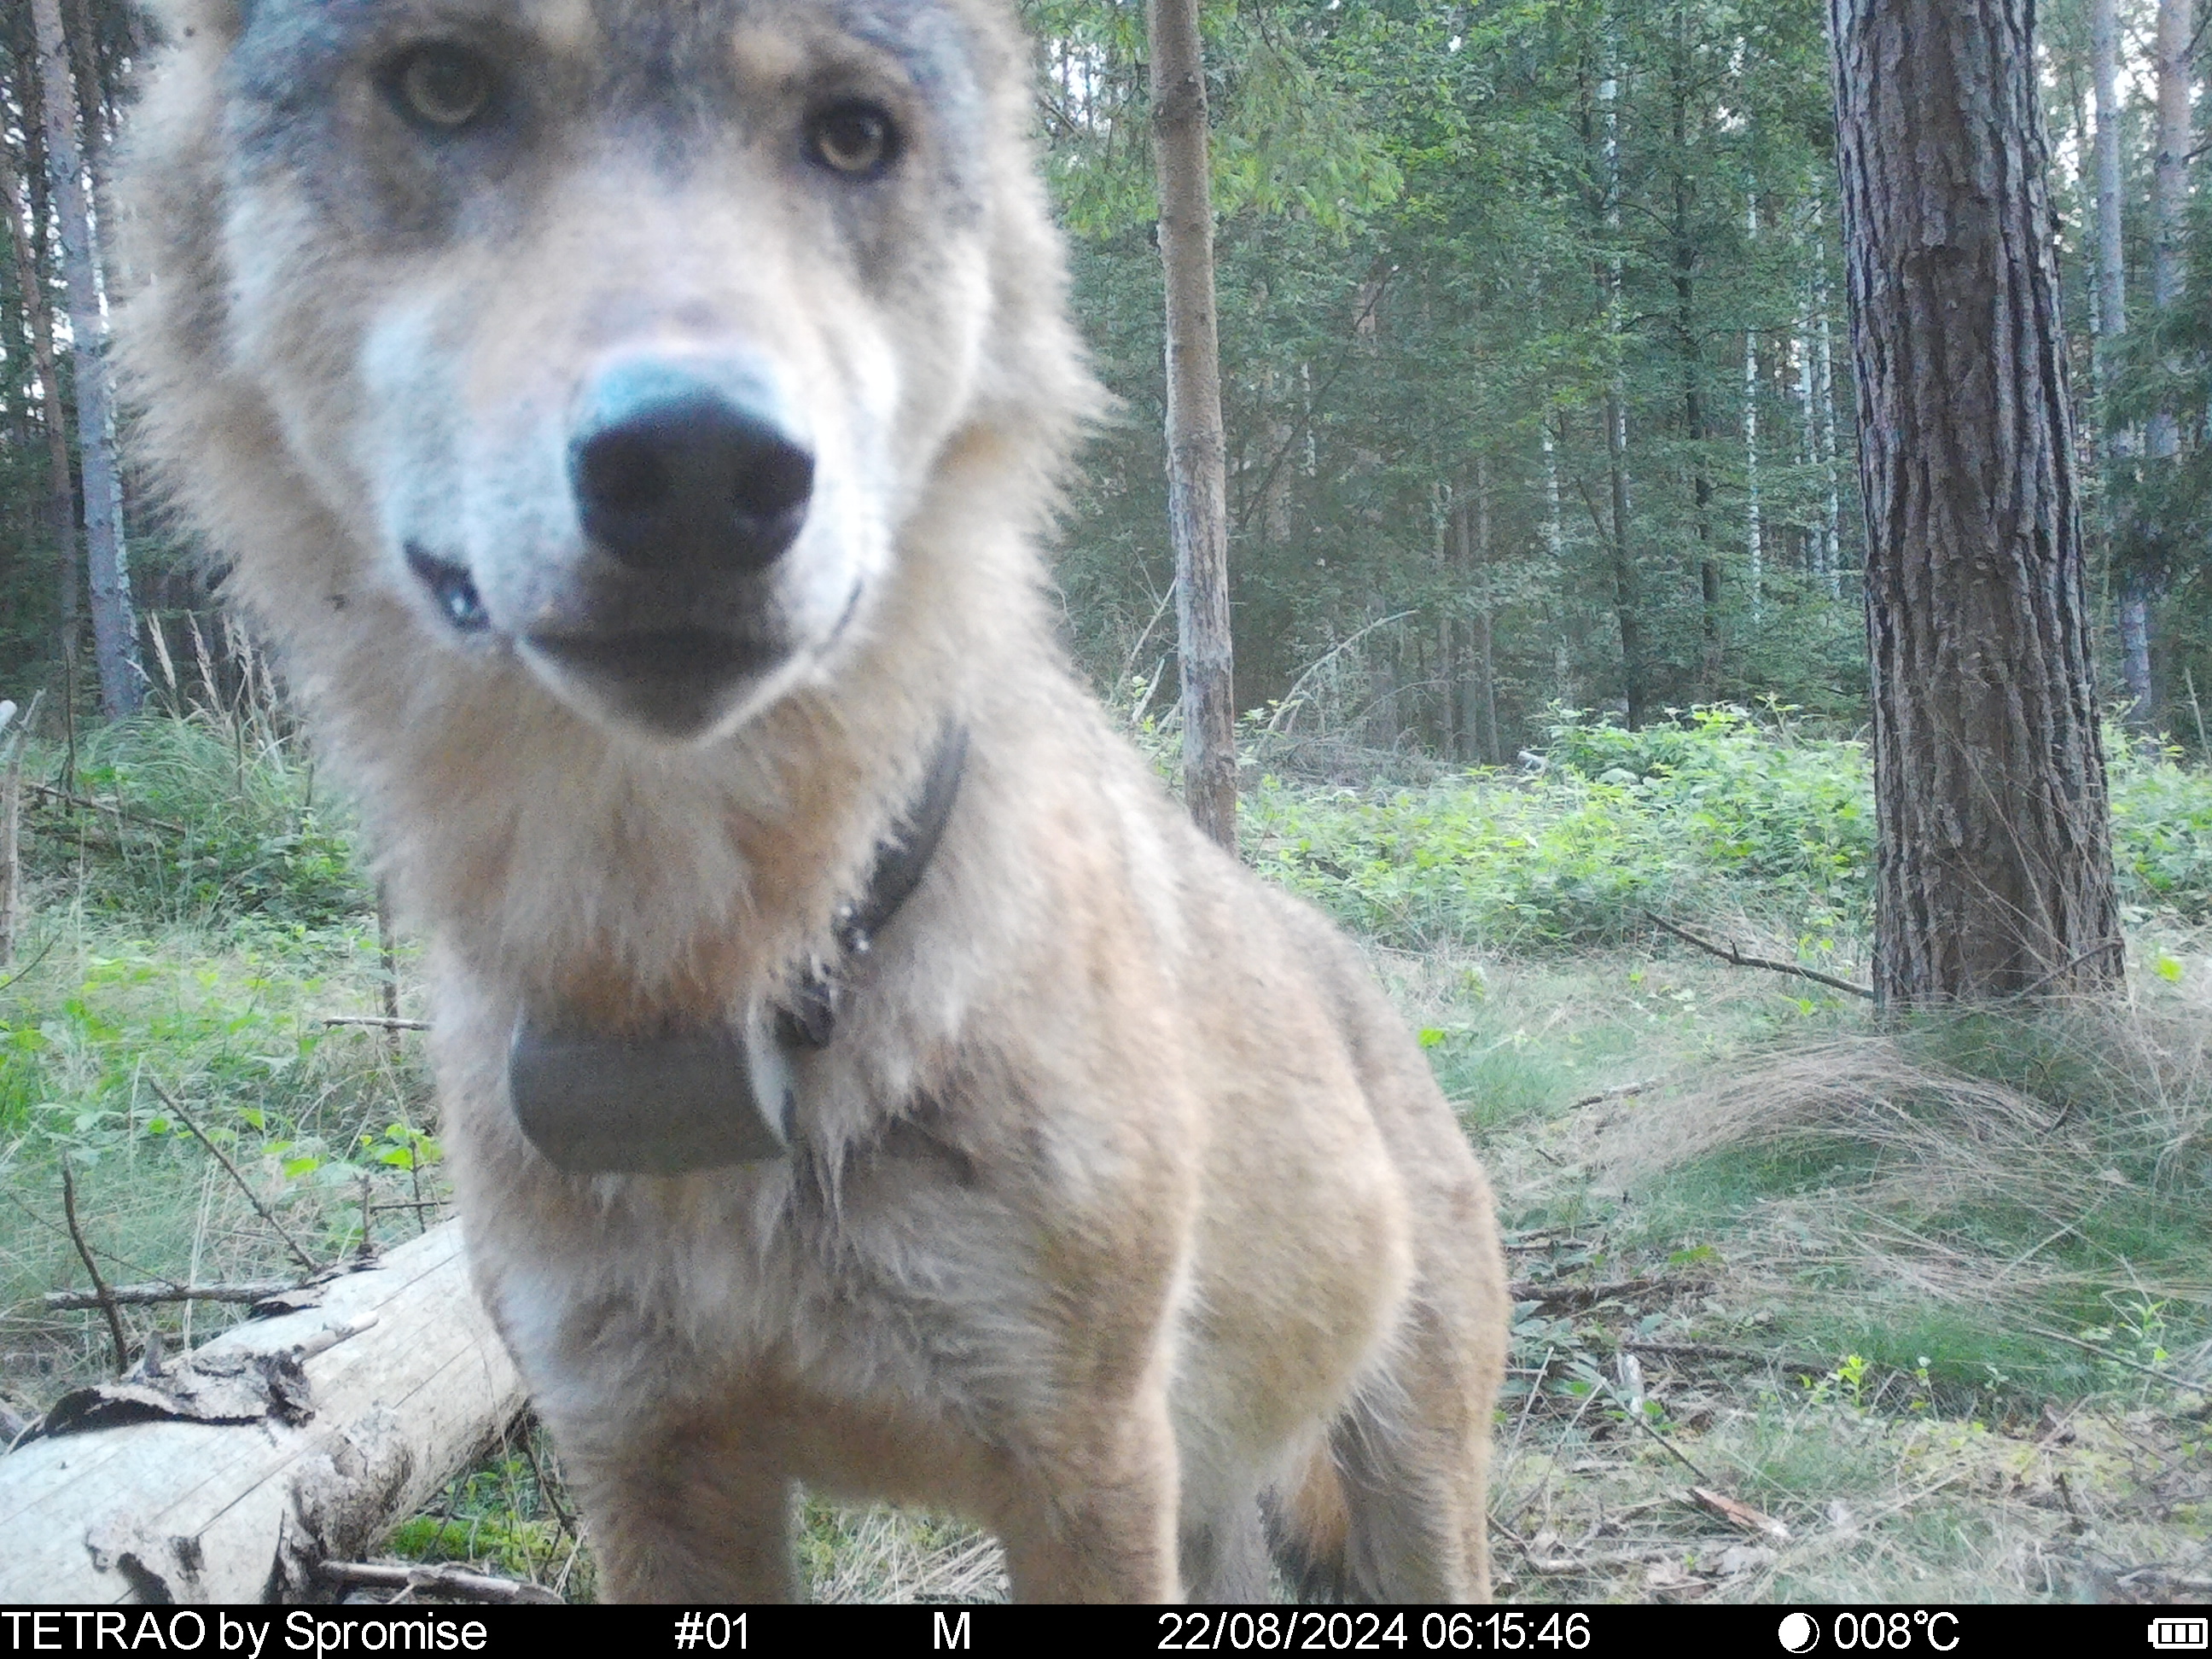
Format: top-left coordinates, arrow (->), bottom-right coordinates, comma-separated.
2108,734 -> 2212,921
0,701 -> 428,1381
1249,705 -> 2212,952
1249,704 -> 1872,949
390,1429 -> 577,1588
26,712 -> 370,929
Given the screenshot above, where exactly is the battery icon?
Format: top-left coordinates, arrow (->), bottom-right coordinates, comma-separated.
2151,1619 -> 2209,1650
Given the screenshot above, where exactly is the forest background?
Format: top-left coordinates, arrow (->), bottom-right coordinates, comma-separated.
0,0 -> 2197,756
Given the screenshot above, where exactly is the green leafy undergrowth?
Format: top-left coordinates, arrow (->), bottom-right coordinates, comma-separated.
0,915 -> 438,1400
25,712 -> 370,929
1251,705 -> 2212,955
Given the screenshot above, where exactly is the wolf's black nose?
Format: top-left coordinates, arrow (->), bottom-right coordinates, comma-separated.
569,360 -> 813,574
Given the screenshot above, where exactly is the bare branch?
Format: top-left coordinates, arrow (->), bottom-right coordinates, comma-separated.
314,1561 -> 562,1605
1643,911 -> 1872,999
148,1078 -> 320,1273
44,1278 -> 300,1309
59,1163 -> 128,1371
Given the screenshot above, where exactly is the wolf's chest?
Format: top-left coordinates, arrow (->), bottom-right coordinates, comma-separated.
483,1138 -> 1056,1429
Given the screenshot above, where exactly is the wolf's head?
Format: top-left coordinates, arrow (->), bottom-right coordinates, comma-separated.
123,0 -> 1089,745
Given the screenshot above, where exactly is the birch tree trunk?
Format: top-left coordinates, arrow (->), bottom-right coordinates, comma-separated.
32,0 -> 137,718
1150,0 -> 1236,849
1831,0 -> 2124,1004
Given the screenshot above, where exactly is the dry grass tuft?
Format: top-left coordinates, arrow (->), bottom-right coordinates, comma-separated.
799,1500 -> 1006,1603
1591,1035 -> 2064,1205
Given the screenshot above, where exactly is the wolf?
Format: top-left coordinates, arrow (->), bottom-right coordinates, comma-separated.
119,0 -> 1510,1604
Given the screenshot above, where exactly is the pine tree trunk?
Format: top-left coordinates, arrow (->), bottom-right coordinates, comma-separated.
1831,0 -> 2124,1004
1149,0 -> 1235,850
32,0 -> 136,719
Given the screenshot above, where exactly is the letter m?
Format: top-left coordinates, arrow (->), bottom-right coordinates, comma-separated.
932,1612 -> 971,1650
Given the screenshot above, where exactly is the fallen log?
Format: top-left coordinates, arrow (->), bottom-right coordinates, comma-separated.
0,1220 -> 527,1604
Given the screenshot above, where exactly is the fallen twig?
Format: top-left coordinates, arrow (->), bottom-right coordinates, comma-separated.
25,783 -> 185,836
148,1079 -> 320,1274
323,1015 -> 429,1031
1510,1275 -> 1709,1309
315,1560 -> 561,1605
1621,1336 -> 1834,1374
515,1423 -> 579,1545
60,1164 -> 129,1371
0,931 -> 59,994
1687,1485 -> 1790,1541
1643,912 -> 1872,999
2021,1322 -> 2212,1395
44,1278 -> 300,1310
375,887 -> 404,1058
1569,1079 -> 1657,1109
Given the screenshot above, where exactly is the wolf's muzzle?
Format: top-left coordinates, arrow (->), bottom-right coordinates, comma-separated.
568,357 -> 814,578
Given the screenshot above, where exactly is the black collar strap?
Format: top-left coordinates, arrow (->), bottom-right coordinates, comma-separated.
507,725 -> 969,1177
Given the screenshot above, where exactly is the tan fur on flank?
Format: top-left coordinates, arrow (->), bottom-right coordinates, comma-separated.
117,0 -> 1508,1603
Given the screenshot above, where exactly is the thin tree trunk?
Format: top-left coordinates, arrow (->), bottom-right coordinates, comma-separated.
1798,291 -> 1823,585
1149,0 -> 1234,849
1814,226 -> 1843,597
1674,28 -> 1720,696
1474,459 -> 1500,766
1744,194 -> 1764,622
1831,0 -> 2124,1004
1599,55 -> 1646,727
2125,0 -> 2192,733
2092,0 -> 2151,730
0,94 -> 79,672
32,0 -> 136,718
2151,0 -> 2190,321
1542,424 -> 1565,562
1435,484 -> 1459,759
2093,0 -> 2127,367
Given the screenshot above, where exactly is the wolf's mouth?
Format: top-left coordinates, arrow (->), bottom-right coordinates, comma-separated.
523,626 -> 781,738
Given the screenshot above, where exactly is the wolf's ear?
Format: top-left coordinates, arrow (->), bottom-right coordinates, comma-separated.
141,0 -> 246,46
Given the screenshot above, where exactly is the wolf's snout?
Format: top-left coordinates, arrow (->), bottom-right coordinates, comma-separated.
569,359 -> 814,576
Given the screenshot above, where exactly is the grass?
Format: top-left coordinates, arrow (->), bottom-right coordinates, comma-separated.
5,694 -> 2212,1601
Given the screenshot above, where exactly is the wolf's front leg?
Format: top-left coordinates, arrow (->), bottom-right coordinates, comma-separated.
556,1412 -> 797,1604
996,1388 -> 1183,1602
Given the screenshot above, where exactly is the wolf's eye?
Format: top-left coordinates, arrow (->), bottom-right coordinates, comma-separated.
808,102 -> 898,177
389,45 -> 493,130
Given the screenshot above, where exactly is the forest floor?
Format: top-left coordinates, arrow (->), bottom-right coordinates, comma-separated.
3,698 -> 2210,1604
